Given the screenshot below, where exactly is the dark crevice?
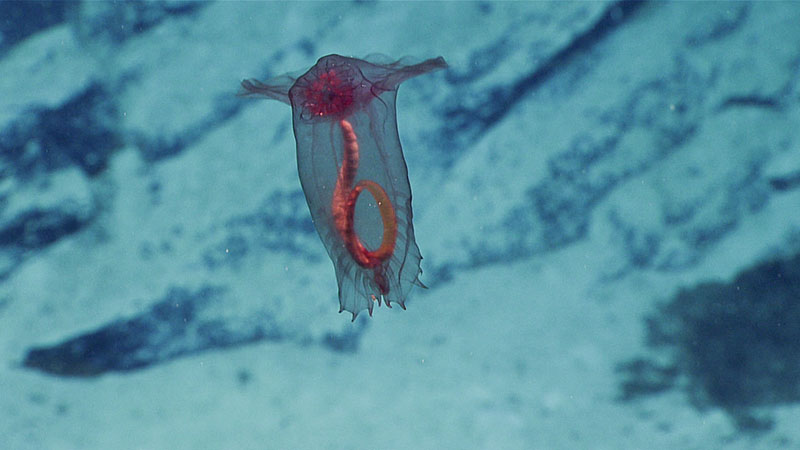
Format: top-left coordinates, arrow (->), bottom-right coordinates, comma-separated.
136,93 -> 242,162
441,1 -> 645,151
22,285 -> 367,377
479,0 -> 644,130
0,209 -> 87,250
322,319 -> 367,353
0,83 -> 122,178
769,172 -> 800,192
718,95 -> 781,111
684,4 -> 750,47
21,287 -> 274,377
453,51 -> 713,272
138,46 -> 290,162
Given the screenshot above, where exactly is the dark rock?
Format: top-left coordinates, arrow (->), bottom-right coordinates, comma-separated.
0,83 -> 121,178
619,252 -> 800,430
22,287 -> 247,377
0,167 -> 95,279
22,285 -> 366,377
0,1 -> 70,56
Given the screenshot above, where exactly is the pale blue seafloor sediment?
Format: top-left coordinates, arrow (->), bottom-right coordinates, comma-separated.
1,2 -> 800,449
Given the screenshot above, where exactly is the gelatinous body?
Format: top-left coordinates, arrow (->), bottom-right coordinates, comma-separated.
241,54 -> 447,320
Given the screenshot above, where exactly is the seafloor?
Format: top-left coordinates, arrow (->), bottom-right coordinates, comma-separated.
2,2 -> 800,449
